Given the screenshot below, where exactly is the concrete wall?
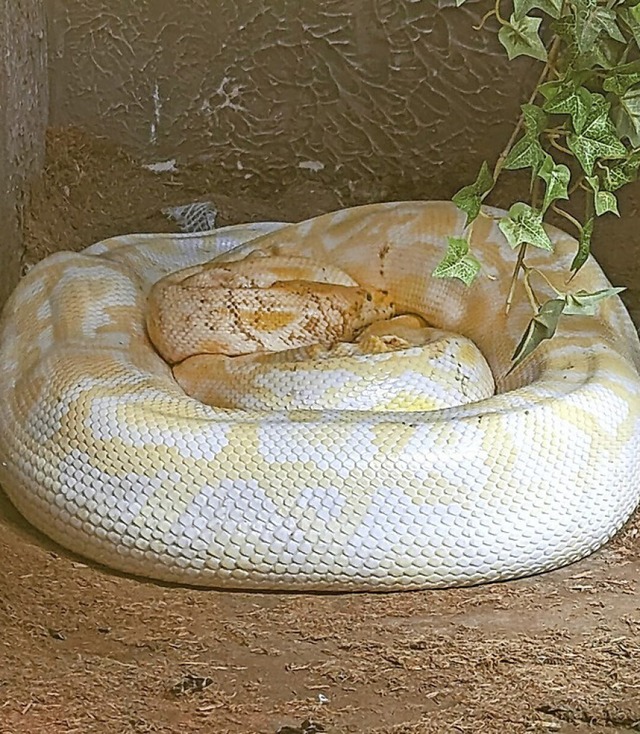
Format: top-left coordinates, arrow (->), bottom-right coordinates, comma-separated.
0,1 -> 538,303
0,0 -> 48,306
46,0 -> 537,201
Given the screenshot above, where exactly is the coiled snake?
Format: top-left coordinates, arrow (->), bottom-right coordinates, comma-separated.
0,201 -> 639,590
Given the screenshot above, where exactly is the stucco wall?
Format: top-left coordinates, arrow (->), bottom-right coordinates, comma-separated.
0,0 -> 47,306
46,0 -> 536,201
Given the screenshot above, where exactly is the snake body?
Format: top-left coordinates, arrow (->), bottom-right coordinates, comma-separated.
1,201 -> 639,590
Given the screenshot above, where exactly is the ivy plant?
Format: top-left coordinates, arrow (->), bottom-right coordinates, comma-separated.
436,0 -> 639,365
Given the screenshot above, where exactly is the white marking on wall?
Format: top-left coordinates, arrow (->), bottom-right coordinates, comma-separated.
150,81 -> 161,144
214,76 -> 246,112
298,160 -> 325,172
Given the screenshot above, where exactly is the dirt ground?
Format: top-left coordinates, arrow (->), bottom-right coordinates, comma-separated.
0,128 -> 639,734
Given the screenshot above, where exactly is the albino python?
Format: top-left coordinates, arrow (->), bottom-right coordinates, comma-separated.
0,201 -> 639,590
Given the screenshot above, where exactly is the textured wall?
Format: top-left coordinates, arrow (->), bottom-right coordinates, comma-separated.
0,0 -> 47,306
47,0 -> 537,201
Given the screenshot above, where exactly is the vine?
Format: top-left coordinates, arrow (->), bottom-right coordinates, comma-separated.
434,0 -> 639,364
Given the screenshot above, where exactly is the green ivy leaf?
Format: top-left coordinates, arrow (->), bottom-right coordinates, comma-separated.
594,9 -> 625,44
599,151 -> 640,190
603,61 -> 640,95
503,136 -> 547,171
539,70 -> 593,103
502,105 -> 549,179
511,298 -> 565,367
551,15 -> 575,44
566,97 -> 627,174
523,104 -> 548,136
498,202 -> 554,251
571,216 -> 594,272
543,86 -> 592,133
573,0 -> 601,52
596,190 -> 619,215
563,287 -> 625,315
538,155 -> 570,212
539,80 -> 564,103
514,0 -> 562,19
618,6 -> 640,51
498,14 -> 548,62
610,86 -> 640,147
587,175 -> 620,215
573,0 -> 625,53
452,161 -> 494,227
580,37 -> 626,72
432,237 -> 482,285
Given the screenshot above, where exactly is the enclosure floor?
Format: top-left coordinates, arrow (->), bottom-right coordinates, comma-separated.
1,127 -> 639,734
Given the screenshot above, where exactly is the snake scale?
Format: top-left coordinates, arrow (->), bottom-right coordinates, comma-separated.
0,201 -> 639,590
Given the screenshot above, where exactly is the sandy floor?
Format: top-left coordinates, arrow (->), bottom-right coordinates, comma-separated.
0,128 -> 638,734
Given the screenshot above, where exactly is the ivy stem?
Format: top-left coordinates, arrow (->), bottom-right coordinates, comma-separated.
494,0 -> 509,25
506,176 -> 543,312
522,267 -> 541,311
585,187 -> 594,223
566,189 -> 595,285
568,175 -> 586,196
491,35 -> 561,186
551,204 -> 583,235
548,138 -> 573,156
506,243 -> 529,312
502,36 -> 562,315
527,265 -> 564,296
473,8 -> 497,31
